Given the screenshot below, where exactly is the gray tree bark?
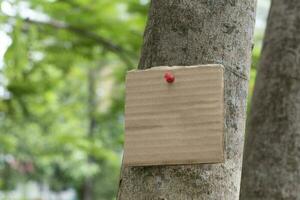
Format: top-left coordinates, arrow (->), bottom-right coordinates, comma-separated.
118,0 -> 256,199
240,0 -> 300,199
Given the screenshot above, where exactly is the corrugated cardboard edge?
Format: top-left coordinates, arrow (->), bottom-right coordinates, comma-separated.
124,64 -> 225,166
127,64 -> 224,73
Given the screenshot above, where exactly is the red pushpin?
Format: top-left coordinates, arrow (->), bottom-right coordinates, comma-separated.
164,72 -> 175,83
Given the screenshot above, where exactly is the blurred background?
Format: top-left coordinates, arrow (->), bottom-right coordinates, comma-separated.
0,0 -> 269,199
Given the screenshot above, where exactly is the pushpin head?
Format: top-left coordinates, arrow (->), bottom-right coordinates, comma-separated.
164,72 -> 175,83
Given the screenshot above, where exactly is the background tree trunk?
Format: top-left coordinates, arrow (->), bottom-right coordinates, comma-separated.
240,0 -> 300,199
80,68 -> 97,200
118,0 -> 256,199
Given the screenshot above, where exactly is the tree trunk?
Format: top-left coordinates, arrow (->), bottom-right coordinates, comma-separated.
80,68 -> 97,200
240,1 -> 300,199
118,0 -> 256,199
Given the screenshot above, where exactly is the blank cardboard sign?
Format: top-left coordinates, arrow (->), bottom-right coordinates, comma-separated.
124,64 -> 225,166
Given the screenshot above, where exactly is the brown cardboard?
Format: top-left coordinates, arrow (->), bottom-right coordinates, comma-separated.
124,64 -> 225,166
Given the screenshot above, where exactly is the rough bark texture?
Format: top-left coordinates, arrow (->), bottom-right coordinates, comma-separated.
118,0 -> 256,199
240,0 -> 300,199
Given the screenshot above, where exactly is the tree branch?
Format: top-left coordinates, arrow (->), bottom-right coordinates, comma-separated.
21,17 -> 136,66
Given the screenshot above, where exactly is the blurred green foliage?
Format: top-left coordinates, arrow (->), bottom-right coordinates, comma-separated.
247,43 -> 261,113
0,0 -> 148,199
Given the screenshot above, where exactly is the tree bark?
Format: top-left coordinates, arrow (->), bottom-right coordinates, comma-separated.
118,0 -> 256,199
240,0 -> 300,199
